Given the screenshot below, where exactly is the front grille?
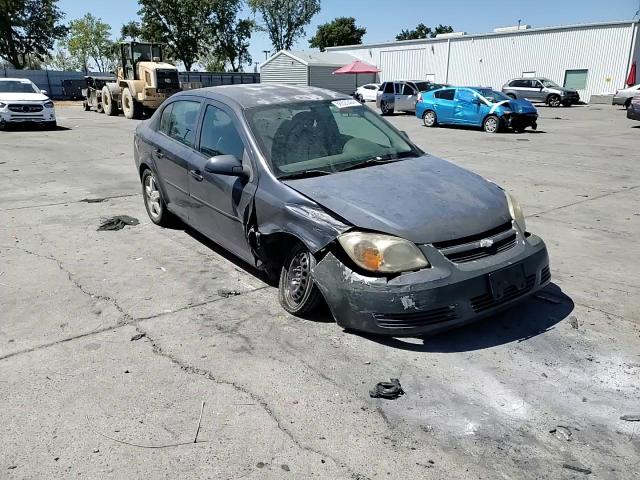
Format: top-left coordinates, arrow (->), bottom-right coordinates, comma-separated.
470,274 -> 536,313
9,115 -> 44,121
156,70 -> 180,92
8,104 -> 43,113
433,222 -> 517,263
374,306 -> 458,329
540,266 -> 551,284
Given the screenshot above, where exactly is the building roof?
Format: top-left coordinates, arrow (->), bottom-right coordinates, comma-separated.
177,84 -> 350,109
327,20 -> 639,51
261,50 -> 358,68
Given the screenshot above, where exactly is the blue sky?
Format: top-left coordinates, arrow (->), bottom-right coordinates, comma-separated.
58,0 -> 639,70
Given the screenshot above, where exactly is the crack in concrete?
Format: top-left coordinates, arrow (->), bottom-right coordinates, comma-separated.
134,325 -> 368,480
0,193 -> 141,212
529,184 -> 640,217
0,245 -> 268,362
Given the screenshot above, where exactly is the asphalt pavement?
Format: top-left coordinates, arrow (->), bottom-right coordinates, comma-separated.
1,102 -> 639,479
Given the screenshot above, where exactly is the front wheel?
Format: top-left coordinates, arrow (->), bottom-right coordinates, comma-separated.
122,88 -> 143,120
102,87 -> 117,116
624,98 -> 632,110
547,94 -> 561,107
483,115 -> 501,133
278,244 -> 323,316
423,110 -> 438,127
561,100 -> 572,107
83,100 -> 90,111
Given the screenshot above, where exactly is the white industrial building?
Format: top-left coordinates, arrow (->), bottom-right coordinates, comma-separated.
261,21 -> 640,102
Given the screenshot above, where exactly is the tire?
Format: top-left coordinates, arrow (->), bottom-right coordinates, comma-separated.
102,87 -> 117,116
83,100 -> 90,111
44,120 -> 57,130
547,94 -> 561,107
483,115 -> 501,133
506,93 -> 517,100
562,100 -> 572,107
278,243 -> 323,316
515,127 -> 526,133
624,98 -> 632,110
423,110 -> 437,127
122,88 -> 142,120
380,100 -> 394,116
141,169 -> 173,227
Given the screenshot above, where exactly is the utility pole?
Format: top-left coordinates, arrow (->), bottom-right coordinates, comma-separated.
263,50 -> 270,60
253,62 -> 259,73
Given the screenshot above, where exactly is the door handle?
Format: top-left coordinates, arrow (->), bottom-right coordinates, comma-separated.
189,169 -> 203,182
155,148 -> 164,159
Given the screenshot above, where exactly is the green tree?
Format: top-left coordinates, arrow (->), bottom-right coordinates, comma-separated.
206,0 -> 254,72
43,39 -> 83,71
309,17 -> 365,51
0,0 -> 67,69
138,0 -> 215,71
396,23 -> 454,41
121,21 -> 143,41
396,23 -> 432,41
67,14 -> 117,73
248,0 -> 320,51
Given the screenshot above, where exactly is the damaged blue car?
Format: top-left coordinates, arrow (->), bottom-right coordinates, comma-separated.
134,84 -> 550,336
416,87 -> 539,133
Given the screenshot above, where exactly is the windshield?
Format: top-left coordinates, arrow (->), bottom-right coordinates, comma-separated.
414,82 -> 431,92
0,80 -> 39,94
132,43 -> 162,62
246,100 -> 421,178
476,89 -> 510,103
540,79 -> 559,88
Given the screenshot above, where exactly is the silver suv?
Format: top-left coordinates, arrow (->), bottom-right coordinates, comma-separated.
376,80 -> 445,115
502,77 -> 580,107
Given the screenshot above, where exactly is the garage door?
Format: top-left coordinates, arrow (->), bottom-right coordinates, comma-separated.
380,49 -> 427,81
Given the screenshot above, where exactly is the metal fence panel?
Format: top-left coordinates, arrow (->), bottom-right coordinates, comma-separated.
0,68 -> 260,99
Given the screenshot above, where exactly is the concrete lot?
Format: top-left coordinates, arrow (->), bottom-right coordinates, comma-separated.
1,103 -> 639,479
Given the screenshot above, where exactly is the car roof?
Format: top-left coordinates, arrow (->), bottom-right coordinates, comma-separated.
0,78 -> 35,82
174,84 -> 350,109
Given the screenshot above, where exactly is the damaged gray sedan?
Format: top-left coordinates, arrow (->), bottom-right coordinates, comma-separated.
134,84 -> 550,335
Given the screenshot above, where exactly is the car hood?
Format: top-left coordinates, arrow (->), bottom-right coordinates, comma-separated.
551,86 -> 578,94
507,98 -> 537,114
283,156 -> 511,244
0,92 -> 49,102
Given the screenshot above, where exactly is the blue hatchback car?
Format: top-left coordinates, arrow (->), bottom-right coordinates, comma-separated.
415,87 -> 538,133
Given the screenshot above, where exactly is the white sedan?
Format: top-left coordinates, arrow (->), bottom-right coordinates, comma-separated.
0,78 -> 57,129
355,83 -> 380,102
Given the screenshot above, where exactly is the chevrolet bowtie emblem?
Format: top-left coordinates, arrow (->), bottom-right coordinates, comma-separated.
479,238 -> 494,248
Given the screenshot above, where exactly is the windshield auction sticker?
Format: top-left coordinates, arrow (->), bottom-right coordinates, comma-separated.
332,99 -> 362,109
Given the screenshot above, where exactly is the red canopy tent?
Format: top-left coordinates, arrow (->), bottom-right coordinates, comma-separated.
627,61 -> 637,87
333,60 -> 381,92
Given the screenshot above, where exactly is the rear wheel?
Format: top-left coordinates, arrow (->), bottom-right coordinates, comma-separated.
547,94 -> 561,107
423,110 -> 437,127
624,98 -> 632,110
122,88 -> 143,120
483,115 -> 501,133
142,169 -> 173,227
102,87 -> 117,116
380,100 -> 394,116
278,244 -> 323,316
83,100 -> 90,111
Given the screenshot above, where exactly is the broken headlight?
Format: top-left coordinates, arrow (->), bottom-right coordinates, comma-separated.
506,192 -> 526,232
338,231 -> 430,273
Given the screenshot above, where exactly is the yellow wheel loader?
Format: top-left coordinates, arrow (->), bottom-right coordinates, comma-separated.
102,42 -> 181,119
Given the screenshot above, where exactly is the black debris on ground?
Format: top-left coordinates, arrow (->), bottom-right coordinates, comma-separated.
549,426 -> 572,441
80,198 -> 107,203
281,464 -> 290,472
97,215 -> 139,231
369,378 -> 405,400
562,464 -> 592,475
130,333 -> 146,341
569,316 -> 579,329
217,288 -> 242,298
620,414 -> 640,422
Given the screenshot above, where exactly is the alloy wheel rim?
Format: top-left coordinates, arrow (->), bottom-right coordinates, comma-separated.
425,112 -> 435,126
486,118 -> 497,132
550,97 -> 560,107
286,252 -> 310,306
145,174 -> 162,220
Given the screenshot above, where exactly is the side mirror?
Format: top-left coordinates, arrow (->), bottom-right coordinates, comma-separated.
204,155 -> 248,178
40,89 -> 48,95
400,130 -> 410,140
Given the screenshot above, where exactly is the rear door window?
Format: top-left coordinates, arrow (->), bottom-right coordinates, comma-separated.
435,89 -> 455,100
402,84 -> 417,95
164,100 -> 201,148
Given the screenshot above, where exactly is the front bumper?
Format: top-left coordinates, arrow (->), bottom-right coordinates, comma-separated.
506,113 -> 538,130
0,108 -> 56,124
561,93 -> 580,104
627,104 -> 640,121
313,232 -> 550,336
612,95 -> 627,106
